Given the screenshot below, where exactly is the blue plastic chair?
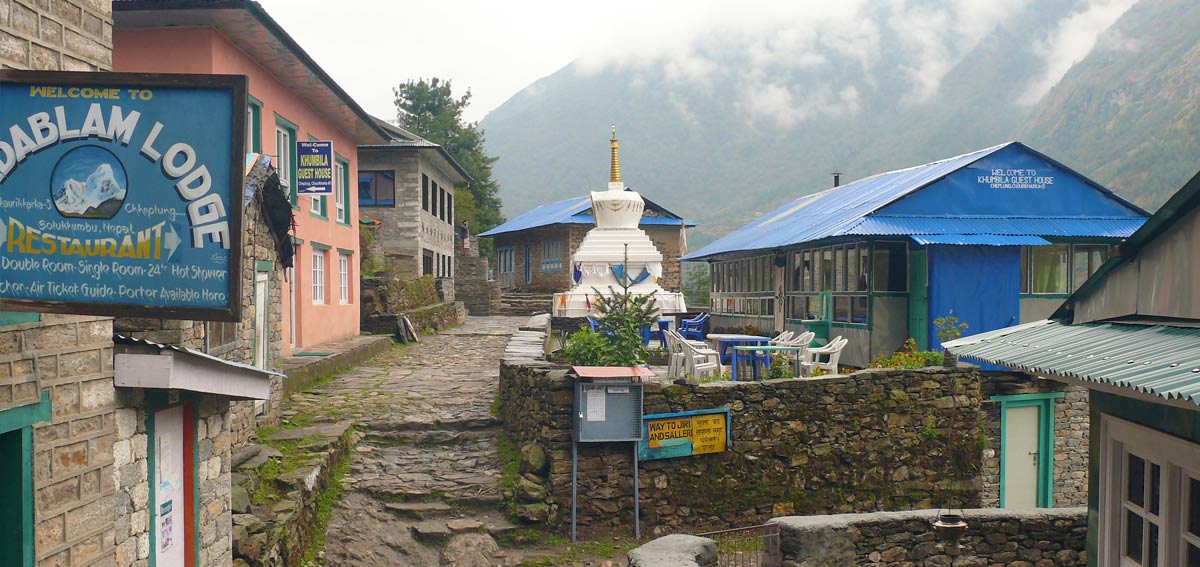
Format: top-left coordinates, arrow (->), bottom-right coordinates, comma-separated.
679,312 -> 708,341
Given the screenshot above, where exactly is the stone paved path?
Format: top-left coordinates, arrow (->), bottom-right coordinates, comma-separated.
287,316 -> 527,566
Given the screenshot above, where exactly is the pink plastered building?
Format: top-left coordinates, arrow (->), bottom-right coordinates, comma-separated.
113,2 -> 391,354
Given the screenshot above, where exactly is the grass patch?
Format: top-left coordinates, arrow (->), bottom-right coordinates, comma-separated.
300,443 -> 352,565
496,433 -> 521,513
489,393 -> 502,418
503,530 -> 638,567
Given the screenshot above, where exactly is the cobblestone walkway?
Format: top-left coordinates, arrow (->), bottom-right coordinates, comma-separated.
286,316 -> 527,566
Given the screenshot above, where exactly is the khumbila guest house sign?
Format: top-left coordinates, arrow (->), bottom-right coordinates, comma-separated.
296,140 -> 333,195
0,71 -> 247,321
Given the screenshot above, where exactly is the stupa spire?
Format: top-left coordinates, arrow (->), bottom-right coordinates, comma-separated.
608,125 -> 622,190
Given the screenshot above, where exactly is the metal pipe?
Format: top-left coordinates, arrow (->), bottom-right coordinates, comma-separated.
572,440 -> 578,542
633,441 -> 640,540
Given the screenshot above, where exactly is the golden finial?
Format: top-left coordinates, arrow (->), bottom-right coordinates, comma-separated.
609,124 -> 622,185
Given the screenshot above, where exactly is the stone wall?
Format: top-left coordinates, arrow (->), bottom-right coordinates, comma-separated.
772,507 -> 1087,566
116,193 -> 286,449
360,274 -> 465,336
499,354 -> 986,534
112,389 -> 235,567
0,0 -> 113,71
978,373 -> 1089,507
455,233 -> 501,316
0,315 -> 119,567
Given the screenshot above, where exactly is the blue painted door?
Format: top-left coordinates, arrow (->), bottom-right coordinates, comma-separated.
927,245 -> 1020,349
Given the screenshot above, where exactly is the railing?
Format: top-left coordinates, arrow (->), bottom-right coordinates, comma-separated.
696,524 -> 781,567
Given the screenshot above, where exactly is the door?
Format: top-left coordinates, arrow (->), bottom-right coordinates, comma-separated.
907,248 -> 928,349
523,245 -> 532,285
0,428 -> 28,565
1003,404 -> 1040,508
254,272 -> 268,369
152,405 -> 192,567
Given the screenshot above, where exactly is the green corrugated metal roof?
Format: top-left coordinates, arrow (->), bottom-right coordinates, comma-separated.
947,320 -> 1200,405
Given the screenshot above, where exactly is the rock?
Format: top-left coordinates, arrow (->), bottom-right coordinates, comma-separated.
231,484 -> 251,514
519,442 -> 547,474
514,502 -> 550,523
237,533 -> 268,562
233,560 -> 250,567
266,421 -> 351,442
515,477 -> 548,502
384,501 -> 451,519
441,533 -> 500,567
411,521 -> 452,543
231,445 -> 262,469
447,519 -> 485,533
628,534 -> 718,567
232,513 -> 265,534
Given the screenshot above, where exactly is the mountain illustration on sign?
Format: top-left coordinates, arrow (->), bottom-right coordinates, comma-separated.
49,145 -> 128,219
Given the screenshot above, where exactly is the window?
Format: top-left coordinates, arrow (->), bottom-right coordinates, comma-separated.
245,100 -> 261,153
206,321 -> 237,352
421,174 -> 429,211
1022,244 -> 1109,294
311,250 -> 325,303
1029,244 -> 1069,294
1072,244 -> 1109,291
334,160 -> 347,223
447,192 -> 454,225
497,247 -> 515,274
359,171 -> 395,207
541,239 -> 565,272
440,189 -> 448,222
311,193 -> 323,216
275,119 -> 297,205
1101,415 -> 1200,567
431,181 -> 439,218
338,254 -> 350,304
871,241 -> 908,292
422,249 -> 434,276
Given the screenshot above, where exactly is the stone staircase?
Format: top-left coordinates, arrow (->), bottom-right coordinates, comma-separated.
495,291 -> 555,316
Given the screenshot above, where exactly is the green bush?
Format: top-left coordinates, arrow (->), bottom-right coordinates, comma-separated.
870,338 -> 942,369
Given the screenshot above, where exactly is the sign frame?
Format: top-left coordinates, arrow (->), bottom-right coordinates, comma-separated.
295,140 -> 333,195
638,408 -> 732,461
0,70 -> 247,322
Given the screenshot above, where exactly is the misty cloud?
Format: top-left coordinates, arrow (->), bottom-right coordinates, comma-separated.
1019,0 -> 1139,105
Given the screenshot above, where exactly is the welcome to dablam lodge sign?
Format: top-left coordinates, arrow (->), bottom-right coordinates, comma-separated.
0,71 -> 247,321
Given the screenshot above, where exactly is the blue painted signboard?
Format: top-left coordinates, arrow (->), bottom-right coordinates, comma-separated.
0,71 -> 247,321
296,140 -> 333,195
637,408 -> 731,461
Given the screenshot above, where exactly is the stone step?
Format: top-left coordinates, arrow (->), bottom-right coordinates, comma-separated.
370,416 -> 501,433
363,429 -> 497,447
384,501 -> 452,520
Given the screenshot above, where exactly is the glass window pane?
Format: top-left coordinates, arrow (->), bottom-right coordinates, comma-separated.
1031,244 -> 1069,294
872,242 -> 908,292
858,246 -> 870,292
1190,476 -> 1200,536
821,249 -> 834,291
1128,453 -> 1145,507
1020,246 -> 1030,293
1188,544 -> 1200,567
1147,522 -> 1158,567
1126,510 -> 1143,562
1149,463 -> 1160,515
1072,246 -> 1090,291
833,296 -> 849,322
835,247 -> 846,291
801,252 -> 812,291
853,296 -> 869,324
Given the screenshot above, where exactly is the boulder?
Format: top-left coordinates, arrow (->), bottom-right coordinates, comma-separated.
628,535 -> 719,567
513,502 -> 550,523
519,443 -> 547,474
231,484 -> 251,514
515,477 -> 548,502
441,533 -> 500,567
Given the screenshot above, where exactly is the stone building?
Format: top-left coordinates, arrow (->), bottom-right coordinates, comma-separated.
479,195 -> 694,294
358,118 -> 470,280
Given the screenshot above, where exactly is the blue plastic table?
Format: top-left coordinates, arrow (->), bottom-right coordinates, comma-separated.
733,345 -> 808,380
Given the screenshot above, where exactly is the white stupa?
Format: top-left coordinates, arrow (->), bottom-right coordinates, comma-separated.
552,128 -> 687,317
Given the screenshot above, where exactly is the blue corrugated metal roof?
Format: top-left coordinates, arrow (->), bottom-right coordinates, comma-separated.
681,144 -> 1009,259
946,321 -> 1200,405
480,193 -> 695,237
853,216 -> 1145,238
909,234 -> 1050,246
681,142 -> 1147,260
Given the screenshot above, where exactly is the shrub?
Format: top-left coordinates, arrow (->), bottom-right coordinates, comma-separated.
870,338 -> 942,369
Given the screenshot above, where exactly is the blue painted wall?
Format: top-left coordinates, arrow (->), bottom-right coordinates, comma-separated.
927,245 -> 1020,350
878,144 -> 1144,218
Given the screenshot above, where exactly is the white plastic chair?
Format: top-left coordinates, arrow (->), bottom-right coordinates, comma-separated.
768,331 -> 795,345
671,330 -> 723,381
801,336 -> 847,376
662,329 -> 687,380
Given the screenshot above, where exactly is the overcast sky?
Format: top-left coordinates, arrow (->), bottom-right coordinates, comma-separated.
259,0 -> 1137,125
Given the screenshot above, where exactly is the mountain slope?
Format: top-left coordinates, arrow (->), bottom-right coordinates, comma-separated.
482,0 -> 1178,242
1019,0 -> 1200,210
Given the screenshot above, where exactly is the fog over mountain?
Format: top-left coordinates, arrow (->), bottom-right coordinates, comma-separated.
482,0 -> 1193,244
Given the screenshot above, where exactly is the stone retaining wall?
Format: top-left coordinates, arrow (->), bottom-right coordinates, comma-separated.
499,348 -> 986,534
772,507 -> 1087,566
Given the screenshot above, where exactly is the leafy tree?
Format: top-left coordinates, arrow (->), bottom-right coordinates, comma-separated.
393,78 -> 505,232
